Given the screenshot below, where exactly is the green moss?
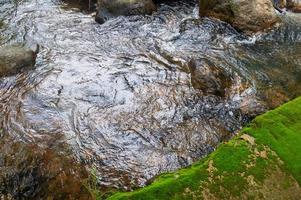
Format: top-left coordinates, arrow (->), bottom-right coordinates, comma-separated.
243,98 -> 301,184
108,97 -> 301,199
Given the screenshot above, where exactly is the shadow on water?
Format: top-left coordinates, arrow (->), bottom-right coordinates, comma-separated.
0,0 -> 301,196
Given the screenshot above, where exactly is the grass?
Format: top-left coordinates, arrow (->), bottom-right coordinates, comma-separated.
107,97 -> 301,199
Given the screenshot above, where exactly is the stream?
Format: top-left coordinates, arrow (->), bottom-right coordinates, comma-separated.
0,0 -> 301,194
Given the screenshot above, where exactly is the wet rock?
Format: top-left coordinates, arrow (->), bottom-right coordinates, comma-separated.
188,58 -> 266,118
95,0 -> 156,24
0,135 -> 93,199
199,0 -> 280,33
188,59 -> 232,97
287,0 -> 301,12
239,97 -> 267,117
0,44 -> 38,77
261,87 -> 290,109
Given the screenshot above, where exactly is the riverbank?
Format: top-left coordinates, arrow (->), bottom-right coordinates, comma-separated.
109,96 -> 301,199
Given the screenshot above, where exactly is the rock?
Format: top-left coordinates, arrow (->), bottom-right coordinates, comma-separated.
287,0 -> 301,12
0,135 -> 92,199
274,0 -> 287,8
95,0 -> 156,24
274,0 -> 301,12
199,0 -> 280,34
0,44 -> 38,77
188,59 -> 232,97
261,87 -> 290,109
239,97 -> 266,117
277,0 -> 287,8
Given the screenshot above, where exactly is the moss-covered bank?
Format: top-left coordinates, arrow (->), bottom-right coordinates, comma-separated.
108,97 -> 301,199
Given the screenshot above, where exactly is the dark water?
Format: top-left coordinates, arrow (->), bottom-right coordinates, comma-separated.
0,0 -> 301,192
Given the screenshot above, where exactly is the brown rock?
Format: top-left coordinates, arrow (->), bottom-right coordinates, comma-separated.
278,0 -> 287,8
0,135 -> 92,199
199,0 -> 280,34
188,59 -> 232,97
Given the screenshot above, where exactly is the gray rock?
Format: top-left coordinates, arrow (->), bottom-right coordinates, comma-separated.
0,44 -> 38,77
95,0 -> 156,24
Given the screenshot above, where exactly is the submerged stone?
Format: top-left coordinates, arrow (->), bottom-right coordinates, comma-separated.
188,59 -> 232,97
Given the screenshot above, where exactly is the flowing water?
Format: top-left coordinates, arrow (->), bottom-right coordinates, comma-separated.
0,0 -> 301,193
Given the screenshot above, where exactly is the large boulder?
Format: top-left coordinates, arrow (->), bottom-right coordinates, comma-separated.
199,0 -> 280,33
95,0 -> 156,24
0,44 -> 38,77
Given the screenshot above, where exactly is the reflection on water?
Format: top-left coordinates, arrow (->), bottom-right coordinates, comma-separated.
0,0 -> 300,191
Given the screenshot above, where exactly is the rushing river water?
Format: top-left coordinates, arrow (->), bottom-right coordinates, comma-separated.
0,0 -> 301,193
